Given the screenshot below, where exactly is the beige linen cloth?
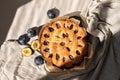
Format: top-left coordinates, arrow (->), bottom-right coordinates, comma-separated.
0,0 -> 120,80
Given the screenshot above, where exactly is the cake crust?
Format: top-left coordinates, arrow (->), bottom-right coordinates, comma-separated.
39,16 -> 87,68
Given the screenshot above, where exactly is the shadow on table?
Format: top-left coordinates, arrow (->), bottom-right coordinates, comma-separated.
0,0 -> 31,46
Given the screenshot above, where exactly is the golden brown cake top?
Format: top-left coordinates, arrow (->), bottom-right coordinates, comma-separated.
39,17 -> 87,68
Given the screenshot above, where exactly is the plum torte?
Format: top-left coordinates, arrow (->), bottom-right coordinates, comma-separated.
39,16 -> 87,68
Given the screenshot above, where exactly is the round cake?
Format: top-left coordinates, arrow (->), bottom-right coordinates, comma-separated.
39,16 -> 87,68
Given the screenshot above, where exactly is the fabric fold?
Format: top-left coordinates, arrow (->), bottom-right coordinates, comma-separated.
0,0 -> 120,80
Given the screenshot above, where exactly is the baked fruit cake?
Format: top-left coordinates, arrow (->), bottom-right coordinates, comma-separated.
39,16 -> 87,69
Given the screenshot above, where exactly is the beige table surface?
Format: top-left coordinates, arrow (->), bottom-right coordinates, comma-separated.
0,0 -> 120,80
